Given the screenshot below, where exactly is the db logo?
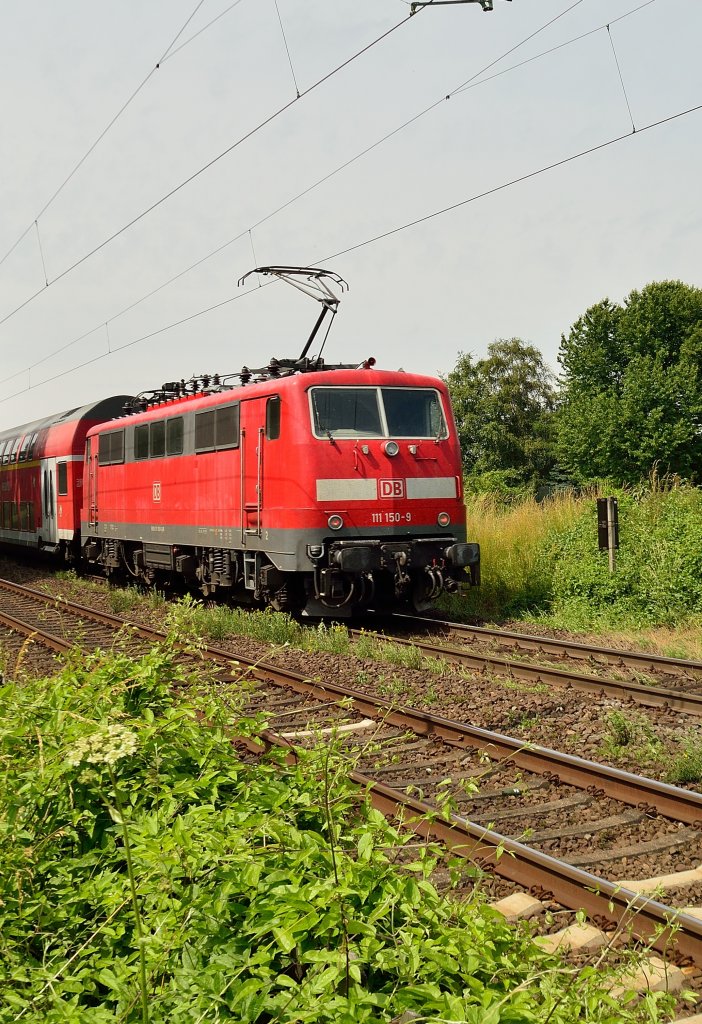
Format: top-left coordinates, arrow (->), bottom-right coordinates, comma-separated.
379,479 -> 405,499
152,481 -> 161,502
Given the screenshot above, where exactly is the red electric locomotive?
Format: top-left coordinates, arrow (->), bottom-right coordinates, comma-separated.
81,362 -> 478,614
1,268 -> 479,615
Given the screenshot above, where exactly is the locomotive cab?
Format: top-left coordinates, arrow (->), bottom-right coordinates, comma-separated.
298,373 -> 479,615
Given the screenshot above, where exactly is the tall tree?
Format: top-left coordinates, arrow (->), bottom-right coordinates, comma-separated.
557,281 -> 702,482
444,338 -> 557,483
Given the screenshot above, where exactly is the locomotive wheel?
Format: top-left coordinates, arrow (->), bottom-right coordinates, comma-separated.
270,577 -> 305,614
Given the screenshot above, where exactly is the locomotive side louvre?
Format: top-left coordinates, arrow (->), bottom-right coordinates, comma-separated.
81,368 -> 479,614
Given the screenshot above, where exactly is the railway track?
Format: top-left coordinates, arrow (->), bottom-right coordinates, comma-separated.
393,611 -> 702,678
1,575 -> 702,990
352,615 -> 702,717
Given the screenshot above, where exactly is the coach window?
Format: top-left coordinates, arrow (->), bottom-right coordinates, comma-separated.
150,420 -> 166,459
0,440 -> 7,464
195,411 -> 216,452
7,437 -> 21,463
166,417 -> 184,456
134,425 -> 149,461
3,438 -> 15,464
266,397 -> 281,440
20,502 -> 32,531
58,462 -> 68,496
18,430 -> 35,462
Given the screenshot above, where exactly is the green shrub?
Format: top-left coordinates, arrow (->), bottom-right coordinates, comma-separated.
551,487 -> 702,626
0,633 -> 673,1022
453,484 -> 702,629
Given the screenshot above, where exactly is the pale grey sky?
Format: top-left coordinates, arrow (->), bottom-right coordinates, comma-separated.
1,0 -> 700,427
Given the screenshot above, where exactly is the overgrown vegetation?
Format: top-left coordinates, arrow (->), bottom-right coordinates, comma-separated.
165,596 -> 445,676
0,628 -> 677,1021
447,483 -> 702,638
599,710 -> 663,768
442,489 -> 583,621
666,737 -> 702,785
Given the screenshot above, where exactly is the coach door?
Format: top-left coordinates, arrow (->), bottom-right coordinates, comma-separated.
41,457 -> 58,544
239,397 -> 267,544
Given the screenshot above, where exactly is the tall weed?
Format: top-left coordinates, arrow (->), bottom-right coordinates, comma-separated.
446,489 -> 583,619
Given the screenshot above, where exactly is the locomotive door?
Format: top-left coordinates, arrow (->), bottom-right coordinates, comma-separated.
86,438 -> 98,528
240,397 -> 267,543
41,457 -> 59,544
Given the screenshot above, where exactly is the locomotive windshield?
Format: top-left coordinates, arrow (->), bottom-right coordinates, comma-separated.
310,387 -> 447,439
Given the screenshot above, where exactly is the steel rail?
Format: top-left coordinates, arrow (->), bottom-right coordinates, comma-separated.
247,730 -> 702,965
392,612 -> 702,678
364,779 -> 702,963
2,578 -> 701,825
351,626 -> 702,716
4,593 -> 702,963
0,609 -> 71,654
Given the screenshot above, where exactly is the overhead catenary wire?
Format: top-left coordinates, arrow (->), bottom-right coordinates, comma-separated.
0,9 -> 418,334
7,284 -> 270,395
158,0 -> 247,66
454,0 -> 656,95
3,95 -> 699,407
0,0 -> 214,273
273,0 -> 300,98
34,222 -> 49,288
607,22 -> 637,133
321,101 -> 702,264
0,0 -> 605,388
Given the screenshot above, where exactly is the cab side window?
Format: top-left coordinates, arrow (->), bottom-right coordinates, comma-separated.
98,430 -> 125,466
266,397 -> 281,440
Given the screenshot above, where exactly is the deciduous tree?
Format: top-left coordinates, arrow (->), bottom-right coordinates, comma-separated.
444,338 -> 557,485
557,281 -> 702,482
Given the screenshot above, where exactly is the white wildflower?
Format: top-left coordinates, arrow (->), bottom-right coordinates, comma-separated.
67,723 -> 139,768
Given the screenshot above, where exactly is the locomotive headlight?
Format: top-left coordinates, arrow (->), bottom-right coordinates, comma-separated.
328,514 -> 344,530
384,440 -> 400,457
437,512 -> 451,527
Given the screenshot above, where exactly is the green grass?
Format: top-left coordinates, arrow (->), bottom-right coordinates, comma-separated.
169,598 -> 447,678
